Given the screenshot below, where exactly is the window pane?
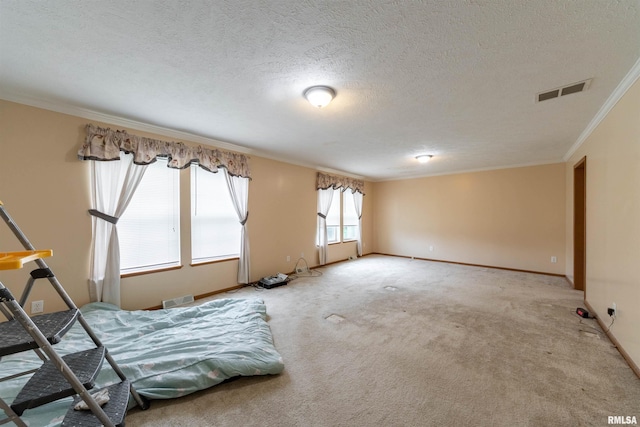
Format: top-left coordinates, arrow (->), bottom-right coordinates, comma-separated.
326,188 -> 341,243
343,225 -> 358,241
327,225 -> 339,243
119,157 -> 180,273
191,166 -> 241,262
343,190 -> 359,241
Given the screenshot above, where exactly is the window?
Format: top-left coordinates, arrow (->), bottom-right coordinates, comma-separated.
118,157 -> 180,274
320,188 -> 361,244
325,188 -> 341,243
342,190 -> 359,241
190,165 -> 241,262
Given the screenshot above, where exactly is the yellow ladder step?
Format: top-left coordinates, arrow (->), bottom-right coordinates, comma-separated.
0,250 -> 53,270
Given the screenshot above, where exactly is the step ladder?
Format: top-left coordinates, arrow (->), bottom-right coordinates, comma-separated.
0,201 -> 149,426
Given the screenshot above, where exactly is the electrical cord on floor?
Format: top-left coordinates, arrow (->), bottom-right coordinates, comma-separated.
241,281 -> 265,291
605,316 -> 615,333
572,310 -> 616,335
240,258 -> 323,291
288,257 -> 323,280
574,315 -> 604,335
572,311 -> 604,334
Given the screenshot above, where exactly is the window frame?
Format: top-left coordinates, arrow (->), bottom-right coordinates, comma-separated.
190,165 -> 242,265
325,188 -> 342,244
342,190 -> 359,242
322,187 -> 361,245
118,156 -> 181,276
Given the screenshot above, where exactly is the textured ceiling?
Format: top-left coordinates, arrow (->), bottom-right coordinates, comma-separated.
1,1 -> 639,180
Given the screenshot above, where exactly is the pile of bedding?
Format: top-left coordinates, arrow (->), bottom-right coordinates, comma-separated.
0,298 -> 284,426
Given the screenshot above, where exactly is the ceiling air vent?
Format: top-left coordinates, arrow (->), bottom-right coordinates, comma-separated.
536,79 -> 592,102
538,89 -> 560,102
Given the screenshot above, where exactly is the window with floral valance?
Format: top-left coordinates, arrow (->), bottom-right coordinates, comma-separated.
316,172 -> 365,264
78,124 -> 251,178
316,172 -> 365,195
78,124 -> 250,307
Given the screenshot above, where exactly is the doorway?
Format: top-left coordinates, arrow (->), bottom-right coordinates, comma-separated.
573,157 -> 586,292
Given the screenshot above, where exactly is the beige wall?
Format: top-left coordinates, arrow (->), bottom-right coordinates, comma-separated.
0,100 -> 373,311
3,84 -> 636,369
565,78 -> 640,367
373,163 -> 566,274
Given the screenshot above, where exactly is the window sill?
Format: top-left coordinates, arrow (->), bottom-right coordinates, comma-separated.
121,264 -> 183,278
190,256 -> 239,267
327,240 -> 357,245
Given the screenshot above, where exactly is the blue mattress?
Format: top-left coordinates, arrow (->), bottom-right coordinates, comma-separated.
0,298 -> 284,426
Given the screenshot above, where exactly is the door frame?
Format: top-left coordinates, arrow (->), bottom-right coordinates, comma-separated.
573,157 -> 587,293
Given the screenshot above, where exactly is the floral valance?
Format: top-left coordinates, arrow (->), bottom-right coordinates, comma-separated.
316,172 -> 365,195
78,124 -> 251,178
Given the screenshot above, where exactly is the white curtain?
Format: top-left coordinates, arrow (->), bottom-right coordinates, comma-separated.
317,188 -> 334,265
89,154 -> 147,306
224,169 -> 250,284
353,190 -> 364,257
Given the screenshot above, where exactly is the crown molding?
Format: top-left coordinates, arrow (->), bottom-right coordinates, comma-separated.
373,160 -> 565,182
0,90 -> 253,154
315,166 -> 366,180
0,90 -> 371,181
563,56 -> 640,161
0,90 -> 569,184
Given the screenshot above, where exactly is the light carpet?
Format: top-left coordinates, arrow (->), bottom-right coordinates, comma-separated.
126,255 -> 639,427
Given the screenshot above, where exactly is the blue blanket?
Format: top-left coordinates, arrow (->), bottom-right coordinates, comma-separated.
0,298 -> 284,426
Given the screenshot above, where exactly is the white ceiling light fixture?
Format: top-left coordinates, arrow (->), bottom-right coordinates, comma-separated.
415,155 -> 433,163
304,86 -> 336,108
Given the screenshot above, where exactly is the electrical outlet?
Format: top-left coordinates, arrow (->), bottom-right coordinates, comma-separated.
551,256 -> 557,263
31,300 -> 44,314
429,246 -> 434,252
300,252 -> 304,258
286,255 -> 290,262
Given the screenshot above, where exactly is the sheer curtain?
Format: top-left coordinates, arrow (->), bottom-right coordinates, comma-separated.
353,190 -> 364,257
89,153 -> 147,306
224,169 -> 250,284
317,188 -> 334,265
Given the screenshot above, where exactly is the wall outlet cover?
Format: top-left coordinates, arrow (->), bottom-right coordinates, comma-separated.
31,300 -> 44,314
